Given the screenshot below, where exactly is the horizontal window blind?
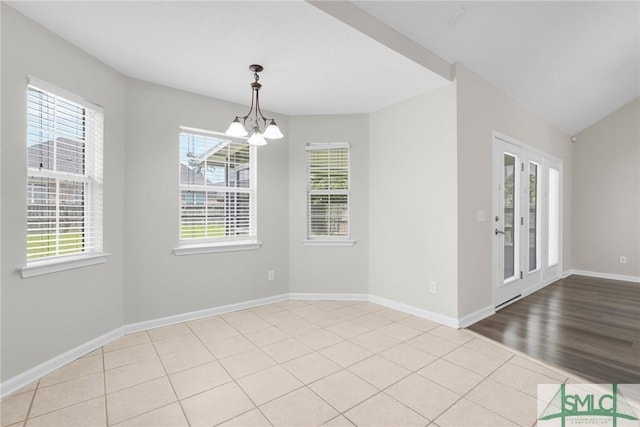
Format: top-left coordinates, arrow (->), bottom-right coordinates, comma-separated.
179,130 -> 256,242
26,81 -> 103,262
307,143 -> 350,238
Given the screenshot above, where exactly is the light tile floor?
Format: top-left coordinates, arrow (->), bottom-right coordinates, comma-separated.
2,300 -> 591,427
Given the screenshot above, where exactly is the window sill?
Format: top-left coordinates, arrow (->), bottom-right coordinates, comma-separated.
173,241 -> 262,256
303,240 -> 356,247
18,253 -> 111,279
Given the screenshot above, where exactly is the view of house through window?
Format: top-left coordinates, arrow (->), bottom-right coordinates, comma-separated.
26,81 -> 103,261
179,130 -> 256,243
307,143 -> 350,239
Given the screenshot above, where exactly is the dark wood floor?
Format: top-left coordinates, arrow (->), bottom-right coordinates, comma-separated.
469,275 -> 640,383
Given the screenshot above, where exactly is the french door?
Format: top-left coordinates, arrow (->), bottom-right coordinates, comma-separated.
493,134 -> 562,308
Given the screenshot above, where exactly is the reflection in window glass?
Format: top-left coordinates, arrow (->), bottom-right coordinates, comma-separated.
529,162 -> 539,272
503,153 -> 516,280
179,132 -> 255,241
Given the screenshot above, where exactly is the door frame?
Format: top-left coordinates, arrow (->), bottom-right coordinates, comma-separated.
492,131 -> 563,309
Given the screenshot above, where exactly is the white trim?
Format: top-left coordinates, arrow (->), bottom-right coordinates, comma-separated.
1,291 -> 515,397
306,142 -> 350,150
123,293 -> 288,334
458,305 -> 495,328
563,269 -> 640,284
28,76 -> 103,112
17,253 -> 111,279
0,326 -> 124,398
179,126 -> 248,142
368,294 -> 460,328
0,293 -> 288,398
492,131 -> 562,163
173,241 -> 262,256
303,240 -> 356,247
289,292 -> 368,301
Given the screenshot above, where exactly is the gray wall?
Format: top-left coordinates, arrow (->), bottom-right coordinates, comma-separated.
573,98 -> 640,277
123,78 -> 290,323
2,4 -> 587,385
369,84 -> 459,318
455,64 -> 573,318
1,5 -> 126,380
288,115 -> 369,295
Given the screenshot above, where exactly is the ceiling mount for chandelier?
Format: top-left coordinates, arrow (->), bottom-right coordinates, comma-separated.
225,64 -> 283,146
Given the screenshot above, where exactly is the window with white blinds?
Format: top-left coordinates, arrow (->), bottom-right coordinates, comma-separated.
307,143 -> 350,239
26,79 -> 103,262
179,129 -> 256,243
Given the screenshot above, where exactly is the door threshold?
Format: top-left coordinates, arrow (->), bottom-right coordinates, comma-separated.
495,294 -> 522,310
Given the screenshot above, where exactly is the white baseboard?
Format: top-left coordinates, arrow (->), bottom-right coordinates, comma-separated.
368,294 -> 460,328
288,292 -> 368,301
564,269 -> 640,284
123,293 -> 289,334
1,290 -> 504,397
289,292 -> 460,328
0,326 -> 125,399
0,293 -> 288,399
458,305 -> 495,328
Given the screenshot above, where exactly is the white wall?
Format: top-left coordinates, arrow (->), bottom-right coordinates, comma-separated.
123,78 -> 290,323
1,5 -> 126,380
369,84 -> 459,318
455,63 -> 573,317
288,115 -> 369,295
573,98 -> 640,278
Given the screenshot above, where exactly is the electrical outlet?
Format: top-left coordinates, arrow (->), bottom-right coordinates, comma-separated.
620,256 -> 627,264
268,270 -> 275,281
429,281 -> 437,294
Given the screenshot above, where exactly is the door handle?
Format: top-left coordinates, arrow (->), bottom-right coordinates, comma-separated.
495,229 -> 505,235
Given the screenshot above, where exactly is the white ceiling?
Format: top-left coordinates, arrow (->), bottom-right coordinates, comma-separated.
355,1 -> 640,135
8,1 -> 639,135
7,1 -> 449,116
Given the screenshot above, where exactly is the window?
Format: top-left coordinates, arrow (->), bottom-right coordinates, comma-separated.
548,167 -> 560,266
25,79 -> 103,264
306,143 -> 353,245
177,128 -> 257,252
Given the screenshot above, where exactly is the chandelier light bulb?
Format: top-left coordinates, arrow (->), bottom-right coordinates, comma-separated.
263,119 -> 284,139
248,131 -> 267,146
225,117 -> 248,137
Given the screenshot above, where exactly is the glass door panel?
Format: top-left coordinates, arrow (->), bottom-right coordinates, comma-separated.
503,153 -> 517,281
528,162 -> 540,272
548,167 -> 560,266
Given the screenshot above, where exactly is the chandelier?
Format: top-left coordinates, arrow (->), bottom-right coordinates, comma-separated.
225,64 -> 283,146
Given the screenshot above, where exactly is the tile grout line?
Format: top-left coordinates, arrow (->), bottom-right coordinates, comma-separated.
207,302 -> 381,425
186,315 -> 276,427
338,327 -> 470,425
20,379 -> 40,427
146,329 -> 191,427
101,346 -> 109,427
19,376 -> 106,423
433,351 -> 534,426
19,353 -> 104,391
7,300 -> 557,427
102,331 -> 190,427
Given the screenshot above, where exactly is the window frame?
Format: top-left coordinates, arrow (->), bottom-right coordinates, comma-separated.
304,142 -> 355,247
174,126 -> 261,255
18,77 -> 109,278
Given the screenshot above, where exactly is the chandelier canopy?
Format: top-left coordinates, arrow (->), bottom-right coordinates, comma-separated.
225,64 -> 283,146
